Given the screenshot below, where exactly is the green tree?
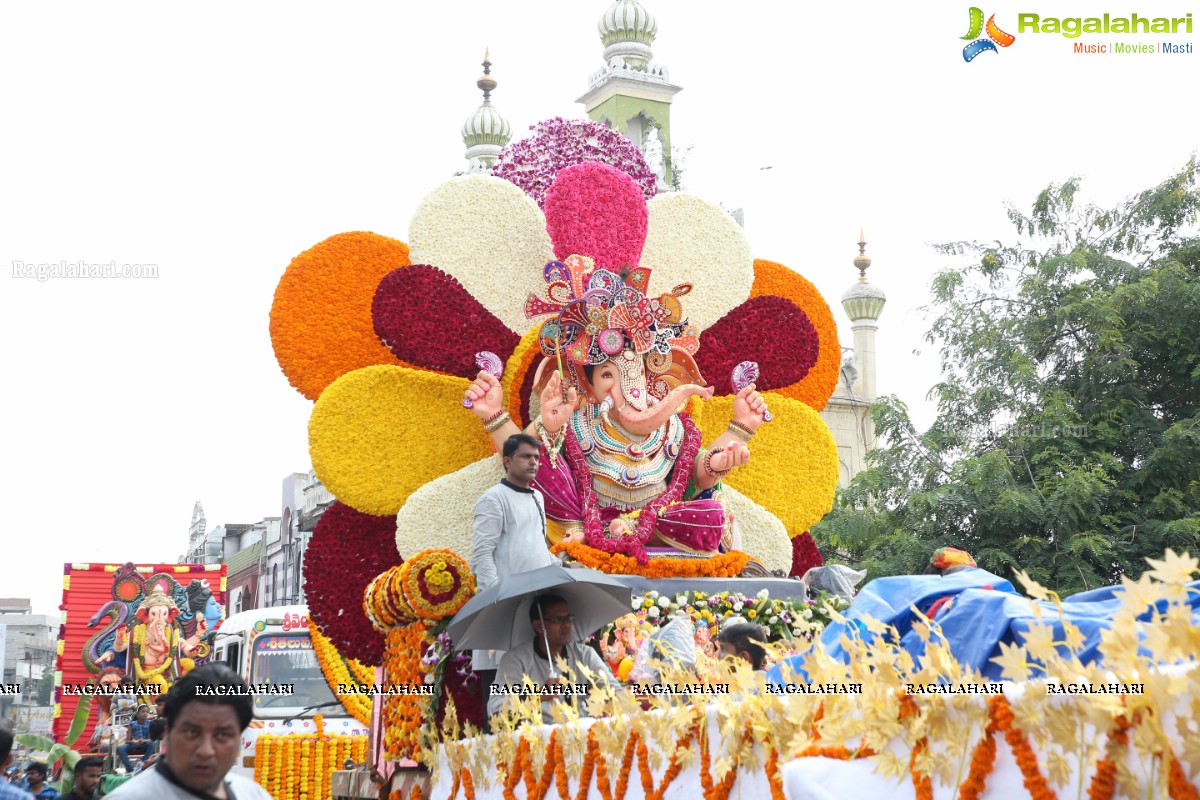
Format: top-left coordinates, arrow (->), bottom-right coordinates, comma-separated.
815,159 -> 1200,594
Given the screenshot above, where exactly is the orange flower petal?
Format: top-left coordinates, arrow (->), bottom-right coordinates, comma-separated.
750,259 -> 841,411
270,232 -> 412,401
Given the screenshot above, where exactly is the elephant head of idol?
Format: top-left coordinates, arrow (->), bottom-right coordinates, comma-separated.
528,255 -> 713,435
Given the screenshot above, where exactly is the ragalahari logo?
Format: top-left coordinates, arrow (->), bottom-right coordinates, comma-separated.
961,7 -> 1016,61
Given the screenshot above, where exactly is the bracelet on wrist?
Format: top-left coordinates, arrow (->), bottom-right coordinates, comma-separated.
483,411 -> 512,433
727,421 -> 755,442
702,448 -> 731,479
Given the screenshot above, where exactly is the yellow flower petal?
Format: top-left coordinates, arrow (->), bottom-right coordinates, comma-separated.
408,175 -> 555,334
640,193 -> 754,330
309,365 -> 492,516
696,393 -> 838,534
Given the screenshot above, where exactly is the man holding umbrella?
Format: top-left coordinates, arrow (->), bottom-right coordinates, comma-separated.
486,594 -> 621,724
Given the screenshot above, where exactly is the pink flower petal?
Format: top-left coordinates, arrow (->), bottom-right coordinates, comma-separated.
544,162 -> 649,273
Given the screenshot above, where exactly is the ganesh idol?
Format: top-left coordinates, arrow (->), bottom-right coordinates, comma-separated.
464,255 -> 770,564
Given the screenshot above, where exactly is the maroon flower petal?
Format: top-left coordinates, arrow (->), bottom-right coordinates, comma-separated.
372,265 -> 520,378
304,502 -> 401,664
790,531 -> 825,578
697,296 -> 820,394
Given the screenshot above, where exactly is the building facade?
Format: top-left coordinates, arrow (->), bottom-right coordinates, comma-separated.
0,598 -> 57,731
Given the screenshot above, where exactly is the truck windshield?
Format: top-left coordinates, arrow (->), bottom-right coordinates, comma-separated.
249,633 -> 338,715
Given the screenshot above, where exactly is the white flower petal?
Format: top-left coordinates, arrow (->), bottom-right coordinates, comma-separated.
640,193 -> 754,330
721,486 -> 793,574
395,456 -> 505,560
408,175 -> 554,333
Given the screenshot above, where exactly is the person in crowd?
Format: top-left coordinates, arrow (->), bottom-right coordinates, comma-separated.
112,676 -> 139,722
65,758 -> 102,800
470,434 -> 558,707
117,704 -> 153,773
23,762 -> 58,799
0,731 -> 34,800
106,664 -> 272,799
923,547 -> 977,576
488,594 -> 620,724
716,623 -> 769,672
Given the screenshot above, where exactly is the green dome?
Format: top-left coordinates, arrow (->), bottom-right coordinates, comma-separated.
599,0 -> 657,48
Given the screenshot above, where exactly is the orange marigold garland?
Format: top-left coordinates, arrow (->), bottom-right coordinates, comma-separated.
382,621 -> 435,761
398,549 -> 476,620
551,541 -> 751,578
269,231 -> 412,401
993,695 -> 1058,800
749,258 -> 839,411
308,619 -> 374,726
253,727 -> 368,800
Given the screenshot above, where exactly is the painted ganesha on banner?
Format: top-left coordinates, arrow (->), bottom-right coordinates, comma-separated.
85,563 -> 224,694
274,154 -> 844,584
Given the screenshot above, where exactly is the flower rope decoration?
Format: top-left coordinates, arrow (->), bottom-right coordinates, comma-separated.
270,231 -> 412,401
364,565 -> 415,632
397,549 -> 476,621
552,541 -> 750,579
382,621 -> 435,761
492,117 -> 657,210
304,501 -> 400,664
252,719 -> 367,799
308,620 -> 374,726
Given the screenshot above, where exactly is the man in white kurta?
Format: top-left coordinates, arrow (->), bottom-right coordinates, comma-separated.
470,434 -> 557,681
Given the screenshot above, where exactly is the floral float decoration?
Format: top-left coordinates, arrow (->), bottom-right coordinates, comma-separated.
363,550 -> 479,762
267,118 -> 846,702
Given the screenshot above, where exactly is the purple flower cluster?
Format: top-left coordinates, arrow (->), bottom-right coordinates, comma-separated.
492,117 -> 658,209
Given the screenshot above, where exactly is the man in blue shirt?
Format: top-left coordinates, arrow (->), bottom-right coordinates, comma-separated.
21,762 -> 58,799
0,731 -> 37,800
117,704 -> 153,773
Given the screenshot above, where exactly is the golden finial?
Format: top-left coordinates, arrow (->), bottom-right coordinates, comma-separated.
477,49 -> 497,101
854,229 -> 872,282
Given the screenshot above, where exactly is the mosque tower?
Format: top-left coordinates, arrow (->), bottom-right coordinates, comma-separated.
576,0 -> 681,187
461,50 -> 512,172
818,232 -> 886,486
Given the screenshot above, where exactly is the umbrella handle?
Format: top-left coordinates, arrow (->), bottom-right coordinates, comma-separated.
536,604 -> 557,679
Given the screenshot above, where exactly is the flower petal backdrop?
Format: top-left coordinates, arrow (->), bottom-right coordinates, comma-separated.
303,501 -> 400,664
543,161 -> 648,272
697,295 -> 820,394
639,194 -> 755,330
269,232 -> 412,401
372,265 -> 521,378
407,175 -> 554,334
696,394 -> 838,535
720,486 -> 794,573
749,259 -> 841,411
308,365 -> 491,516
394,457 -> 504,561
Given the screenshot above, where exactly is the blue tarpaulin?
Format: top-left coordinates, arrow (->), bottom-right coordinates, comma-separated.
768,569 -> 1200,685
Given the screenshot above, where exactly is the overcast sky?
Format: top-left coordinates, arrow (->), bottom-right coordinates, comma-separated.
2,1 -> 1195,617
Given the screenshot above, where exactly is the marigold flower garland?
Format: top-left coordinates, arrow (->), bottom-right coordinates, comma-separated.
253,724 -> 367,800
397,549 -> 476,621
382,621 -> 435,761
553,541 -> 750,578
308,619 -> 373,726
304,500 -> 400,664
269,231 -> 412,401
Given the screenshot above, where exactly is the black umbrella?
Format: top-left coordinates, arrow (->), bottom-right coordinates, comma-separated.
446,564 -> 632,656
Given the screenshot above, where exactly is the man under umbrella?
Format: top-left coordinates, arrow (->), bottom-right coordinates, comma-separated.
487,594 -> 621,724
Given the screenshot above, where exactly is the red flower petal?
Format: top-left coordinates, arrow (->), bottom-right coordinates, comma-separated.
544,162 -> 648,273
789,531 -> 825,577
372,265 -> 520,378
697,295 -> 820,393
304,502 -> 401,664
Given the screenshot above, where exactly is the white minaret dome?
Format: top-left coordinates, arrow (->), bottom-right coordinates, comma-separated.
598,0 -> 657,69
841,229 -> 886,322
462,50 -> 512,171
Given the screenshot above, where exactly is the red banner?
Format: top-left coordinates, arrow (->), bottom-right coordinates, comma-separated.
54,562 -> 227,745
